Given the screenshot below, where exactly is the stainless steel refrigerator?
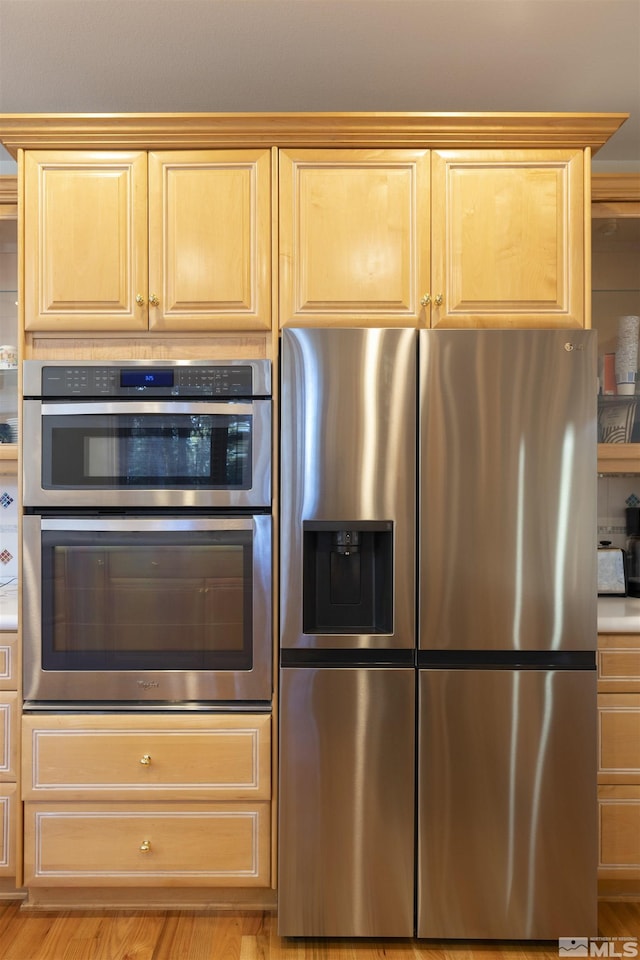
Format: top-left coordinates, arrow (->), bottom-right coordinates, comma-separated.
278,326 -> 597,939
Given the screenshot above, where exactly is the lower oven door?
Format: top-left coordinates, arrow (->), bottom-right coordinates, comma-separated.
23,514 -> 272,706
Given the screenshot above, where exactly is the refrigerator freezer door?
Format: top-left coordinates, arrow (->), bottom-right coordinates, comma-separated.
419,329 -> 597,652
280,327 -> 416,649
278,667 -> 416,936
417,668 -> 597,939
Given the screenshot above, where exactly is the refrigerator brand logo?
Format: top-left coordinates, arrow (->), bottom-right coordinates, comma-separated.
559,939 -> 639,957
137,679 -> 160,690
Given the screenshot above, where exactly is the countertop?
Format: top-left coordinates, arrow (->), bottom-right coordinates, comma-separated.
0,578 -> 17,631
598,596 -> 640,633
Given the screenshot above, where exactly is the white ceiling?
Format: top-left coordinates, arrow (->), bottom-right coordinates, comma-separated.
0,0 -> 639,170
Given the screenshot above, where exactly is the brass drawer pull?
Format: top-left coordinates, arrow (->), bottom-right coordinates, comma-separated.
140,754 -> 152,766
140,840 -> 151,853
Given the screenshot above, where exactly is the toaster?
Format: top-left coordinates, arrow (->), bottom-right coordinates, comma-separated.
597,545 -> 627,596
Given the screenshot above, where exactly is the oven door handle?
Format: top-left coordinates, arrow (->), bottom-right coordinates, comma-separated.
39,401 -> 261,416
37,517 -> 263,533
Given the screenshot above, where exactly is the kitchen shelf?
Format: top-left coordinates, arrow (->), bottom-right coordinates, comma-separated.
598,443 -> 640,474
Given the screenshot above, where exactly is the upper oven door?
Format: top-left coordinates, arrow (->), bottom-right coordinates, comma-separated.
23,399 -> 271,508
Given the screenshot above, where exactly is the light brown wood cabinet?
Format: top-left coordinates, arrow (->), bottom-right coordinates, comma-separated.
0,635 -> 17,881
598,634 -> 640,893
24,149 -> 272,333
279,147 -> 585,329
22,713 -> 271,888
0,111 -> 627,907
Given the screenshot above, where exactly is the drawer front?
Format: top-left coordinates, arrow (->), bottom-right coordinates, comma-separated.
599,791 -> 640,879
0,693 -> 17,782
0,635 -> 17,690
0,784 -> 16,877
23,714 -> 270,800
598,635 -> 640,692
24,801 -> 271,887
598,694 -> 640,783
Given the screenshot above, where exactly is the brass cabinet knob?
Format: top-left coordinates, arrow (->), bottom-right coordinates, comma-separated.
140,840 -> 151,853
434,294 -> 443,306
149,294 -> 160,307
140,754 -> 151,766
420,294 -> 431,307
135,294 -> 145,306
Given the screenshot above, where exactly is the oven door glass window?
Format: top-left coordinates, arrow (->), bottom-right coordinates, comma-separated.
41,528 -> 254,671
42,413 -> 252,489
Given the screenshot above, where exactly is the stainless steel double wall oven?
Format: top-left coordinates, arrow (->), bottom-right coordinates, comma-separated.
22,359 -> 272,708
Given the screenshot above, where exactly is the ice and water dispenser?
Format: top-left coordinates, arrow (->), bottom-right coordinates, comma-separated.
278,326 -> 417,653
302,521 -> 393,634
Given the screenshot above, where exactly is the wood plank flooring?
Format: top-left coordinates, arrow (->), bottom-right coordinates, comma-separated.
0,901 -> 637,960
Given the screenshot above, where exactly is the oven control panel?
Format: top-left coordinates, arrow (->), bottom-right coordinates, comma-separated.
29,363 -> 270,398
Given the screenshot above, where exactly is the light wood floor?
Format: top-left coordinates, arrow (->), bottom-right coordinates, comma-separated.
0,900 -> 637,960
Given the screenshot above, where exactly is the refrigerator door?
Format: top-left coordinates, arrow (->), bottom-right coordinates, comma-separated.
417,668 -> 597,939
280,327 -> 416,649
419,329 -> 597,652
278,666 -> 415,936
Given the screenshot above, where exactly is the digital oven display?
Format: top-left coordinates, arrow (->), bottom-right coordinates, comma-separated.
120,369 -> 174,388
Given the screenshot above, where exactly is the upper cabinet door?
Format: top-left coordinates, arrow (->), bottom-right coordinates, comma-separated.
24,151 -> 148,331
430,150 -> 585,329
279,149 -> 430,327
148,150 -> 271,331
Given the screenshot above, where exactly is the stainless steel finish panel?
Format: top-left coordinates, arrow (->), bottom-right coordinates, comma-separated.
22,514 -> 272,703
278,667 -> 415,937
419,329 -> 597,652
280,327 -> 416,649
23,358 -> 272,397
22,398 -> 271,509
417,668 -> 597,939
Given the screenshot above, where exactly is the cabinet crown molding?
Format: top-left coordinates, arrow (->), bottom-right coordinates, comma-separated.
592,173 -> 640,202
0,111 -> 628,156
0,176 -> 17,204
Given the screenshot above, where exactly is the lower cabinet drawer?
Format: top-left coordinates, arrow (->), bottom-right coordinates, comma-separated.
24,801 -> 271,887
598,693 -> 640,783
0,634 -> 17,691
22,713 -> 271,800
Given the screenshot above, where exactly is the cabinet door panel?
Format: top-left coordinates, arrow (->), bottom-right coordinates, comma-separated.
0,784 -> 16,877
279,149 -> 430,326
0,693 -> 17,782
148,150 -> 271,331
24,151 -> 148,331
431,150 -> 584,328
599,790 -> 640,878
